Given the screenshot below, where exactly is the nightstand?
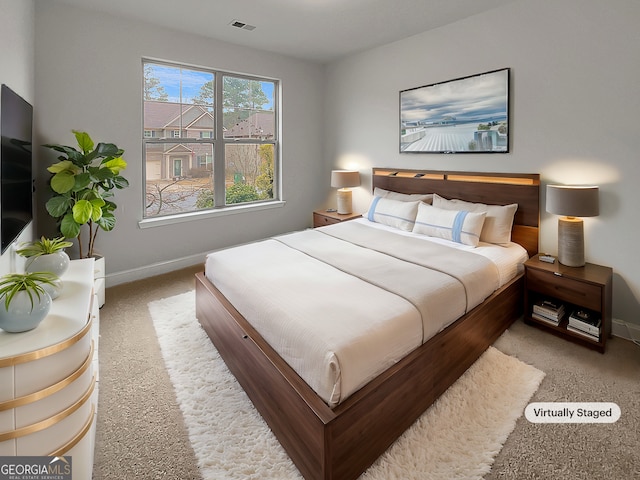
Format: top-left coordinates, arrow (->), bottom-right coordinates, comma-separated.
524,254 -> 612,353
313,210 -> 362,228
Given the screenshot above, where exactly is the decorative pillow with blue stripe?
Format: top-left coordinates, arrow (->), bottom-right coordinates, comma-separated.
432,194 -> 517,246
365,197 -> 421,231
412,202 -> 486,247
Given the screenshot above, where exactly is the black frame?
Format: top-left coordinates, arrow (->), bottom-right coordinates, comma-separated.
1,84 -> 33,253
400,68 -> 510,154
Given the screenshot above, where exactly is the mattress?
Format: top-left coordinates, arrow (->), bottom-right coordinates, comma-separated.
204,220 -> 528,407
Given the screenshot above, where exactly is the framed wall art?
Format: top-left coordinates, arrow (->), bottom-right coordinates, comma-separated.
400,68 -> 510,154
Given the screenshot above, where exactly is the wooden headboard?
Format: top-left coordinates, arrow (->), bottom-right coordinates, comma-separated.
372,168 -> 540,257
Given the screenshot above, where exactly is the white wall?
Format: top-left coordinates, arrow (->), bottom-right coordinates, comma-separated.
0,0 -> 35,274
325,0 -> 640,326
34,1 -> 325,282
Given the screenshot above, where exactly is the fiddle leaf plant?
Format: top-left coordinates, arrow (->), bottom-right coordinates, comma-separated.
44,130 -> 128,259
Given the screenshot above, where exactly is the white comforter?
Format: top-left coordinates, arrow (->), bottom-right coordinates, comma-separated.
205,220 -> 523,407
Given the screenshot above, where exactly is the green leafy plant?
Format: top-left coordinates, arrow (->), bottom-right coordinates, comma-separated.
0,272 -> 58,310
16,236 -> 73,258
226,183 -> 260,204
44,130 -> 128,258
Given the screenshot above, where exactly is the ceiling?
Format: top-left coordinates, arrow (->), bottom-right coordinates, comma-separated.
51,0 -> 516,63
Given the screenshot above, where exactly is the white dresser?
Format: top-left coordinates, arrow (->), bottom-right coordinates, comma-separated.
0,258 -> 99,478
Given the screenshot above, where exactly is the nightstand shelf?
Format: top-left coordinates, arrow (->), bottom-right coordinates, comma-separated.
313,210 -> 362,227
524,254 -> 612,353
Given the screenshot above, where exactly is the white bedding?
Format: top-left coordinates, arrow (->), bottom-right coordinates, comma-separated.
351,218 -> 529,286
204,220 -> 528,407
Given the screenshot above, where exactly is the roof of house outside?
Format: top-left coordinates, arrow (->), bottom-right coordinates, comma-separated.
144,101 -> 213,130
225,111 -> 274,139
144,100 -> 274,139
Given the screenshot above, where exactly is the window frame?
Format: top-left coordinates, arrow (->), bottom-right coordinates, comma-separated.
141,59 -> 281,225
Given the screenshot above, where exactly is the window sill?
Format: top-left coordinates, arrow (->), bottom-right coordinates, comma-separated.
138,200 -> 286,229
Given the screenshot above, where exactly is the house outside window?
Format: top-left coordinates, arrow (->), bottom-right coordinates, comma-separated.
143,60 -> 278,218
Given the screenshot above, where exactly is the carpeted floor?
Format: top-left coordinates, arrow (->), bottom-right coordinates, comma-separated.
93,266 -> 640,479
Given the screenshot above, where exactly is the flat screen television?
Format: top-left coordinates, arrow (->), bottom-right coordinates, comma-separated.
1,84 -> 33,254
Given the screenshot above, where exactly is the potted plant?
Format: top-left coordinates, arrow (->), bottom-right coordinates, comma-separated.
16,236 -> 73,277
0,272 -> 58,333
43,130 -> 128,259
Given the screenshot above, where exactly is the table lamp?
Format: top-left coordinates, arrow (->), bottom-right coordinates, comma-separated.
546,184 -> 599,267
331,170 -> 360,214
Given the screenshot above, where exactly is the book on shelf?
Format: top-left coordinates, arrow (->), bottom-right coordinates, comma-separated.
532,312 -> 561,326
570,309 -> 600,326
533,299 -> 565,320
567,324 -> 600,341
569,310 -> 601,336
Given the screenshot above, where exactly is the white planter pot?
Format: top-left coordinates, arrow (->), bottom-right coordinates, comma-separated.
41,277 -> 64,300
25,251 -> 70,277
0,290 -> 52,333
94,255 -> 105,307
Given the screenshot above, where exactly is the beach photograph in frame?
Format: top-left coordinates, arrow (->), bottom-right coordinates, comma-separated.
400,68 -> 510,153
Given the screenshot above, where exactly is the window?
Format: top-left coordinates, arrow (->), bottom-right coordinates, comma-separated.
197,154 -> 212,168
142,60 -> 278,219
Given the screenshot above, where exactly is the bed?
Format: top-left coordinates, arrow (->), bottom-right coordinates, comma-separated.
195,168 -> 540,480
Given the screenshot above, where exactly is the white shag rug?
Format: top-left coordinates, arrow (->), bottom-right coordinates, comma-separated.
149,291 -> 545,480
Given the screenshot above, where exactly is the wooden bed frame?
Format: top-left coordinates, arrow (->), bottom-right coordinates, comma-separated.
195,169 -> 540,480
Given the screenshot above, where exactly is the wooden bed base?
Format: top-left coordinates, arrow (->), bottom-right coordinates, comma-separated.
195,169 -> 540,480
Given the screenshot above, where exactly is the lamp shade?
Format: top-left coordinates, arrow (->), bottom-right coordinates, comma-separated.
331,170 -> 360,189
546,185 -> 599,218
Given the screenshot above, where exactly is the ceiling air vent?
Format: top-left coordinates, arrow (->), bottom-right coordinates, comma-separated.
229,20 -> 256,31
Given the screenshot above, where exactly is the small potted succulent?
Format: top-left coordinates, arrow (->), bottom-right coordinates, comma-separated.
0,272 -> 58,333
16,236 -> 73,277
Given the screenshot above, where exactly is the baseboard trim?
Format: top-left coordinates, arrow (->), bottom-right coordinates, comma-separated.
106,252 -> 206,287
612,318 -> 640,343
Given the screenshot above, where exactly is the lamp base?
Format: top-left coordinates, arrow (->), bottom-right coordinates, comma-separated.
336,189 -> 353,214
558,217 -> 585,267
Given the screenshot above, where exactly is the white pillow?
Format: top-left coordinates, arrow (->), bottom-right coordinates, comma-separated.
365,197 -> 421,231
412,203 -> 486,247
373,187 -> 433,204
432,194 -> 517,246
